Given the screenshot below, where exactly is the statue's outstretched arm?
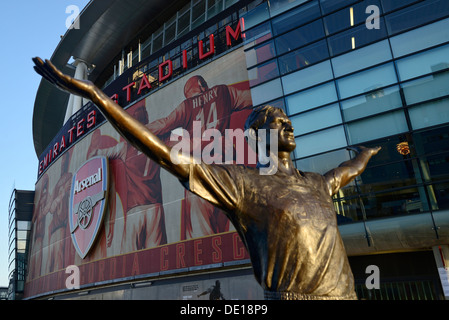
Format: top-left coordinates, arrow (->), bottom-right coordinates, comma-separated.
324,146 -> 381,196
33,57 -> 190,181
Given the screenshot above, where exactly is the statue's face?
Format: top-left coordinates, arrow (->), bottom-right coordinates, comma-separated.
261,109 -> 296,153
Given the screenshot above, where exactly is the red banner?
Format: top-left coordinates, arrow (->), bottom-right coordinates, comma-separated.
25,232 -> 249,298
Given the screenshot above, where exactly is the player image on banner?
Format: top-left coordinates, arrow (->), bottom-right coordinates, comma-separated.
146,71 -> 253,240
88,99 -> 168,253
45,149 -> 73,273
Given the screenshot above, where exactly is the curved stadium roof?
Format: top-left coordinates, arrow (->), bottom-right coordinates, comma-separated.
32,0 -> 187,157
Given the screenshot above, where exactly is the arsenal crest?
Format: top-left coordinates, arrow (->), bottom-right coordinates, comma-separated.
69,156 -> 109,259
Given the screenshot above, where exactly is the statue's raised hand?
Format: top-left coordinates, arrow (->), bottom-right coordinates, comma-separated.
33,57 -> 96,100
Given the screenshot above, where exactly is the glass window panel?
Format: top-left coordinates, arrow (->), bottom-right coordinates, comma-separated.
294,125 -> 347,158
243,21 -> 272,45
396,44 -> 449,81
275,19 -> 325,55
333,195 -> 363,224
420,152 -> 449,183
207,0 -> 221,19
296,149 -> 351,174
291,104 -> 342,136
248,59 -> 279,87
413,126 -> 449,157
341,85 -> 403,121
192,0 -> 206,29
152,34 -> 163,53
165,23 -> 176,45
245,41 -> 276,68
380,0 -> 420,13
178,12 -> 191,36
358,134 -> 414,167
346,111 -> 408,145
267,97 -> 287,111
390,18 -> 449,58
241,2 -> 270,29
270,0 -> 309,17
17,239 -> 26,252
278,40 -> 329,75
320,0 -> 359,15
272,0 -> 320,35
402,71 -> 449,105
357,160 -> 420,194
286,82 -> 337,114
282,60 -> 333,94
225,0 -> 238,8
17,230 -> 28,240
17,221 -> 31,230
327,19 -> 387,56
323,0 -> 381,36
250,78 -> 283,106
385,0 -> 449,35
361,187 -> 429,219
331,40 -> 392,78
431,182 -> 449,211
409,98 -> 449,130
336,63 -> 397,100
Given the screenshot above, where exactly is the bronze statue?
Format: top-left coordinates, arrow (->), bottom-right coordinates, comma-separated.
33,57 -> 380,300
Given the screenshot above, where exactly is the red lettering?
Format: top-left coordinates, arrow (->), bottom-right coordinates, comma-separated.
39,161 -> 44,175
176,243 -> 186,268
68,126 -> 76,143
182,50 -> 188,69
43,152 -> 49,168
199,34 -> 215,60
59,135 -> 66,152
52,142 -> 59,158
137,74 -> 152,95
212,236 -> 222,263
159,60 -> 173,82
233,233 -> 245,260
194,239 -> 203,265
226,19 -> 242,46
87,110 -> 96,128
160,247 -> 169,271
122,82 -> 136,102
77,119 -> 85,137
111,93 -> 118,104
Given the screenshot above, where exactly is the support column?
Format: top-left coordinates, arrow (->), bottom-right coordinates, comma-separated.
64,59 -> 90,124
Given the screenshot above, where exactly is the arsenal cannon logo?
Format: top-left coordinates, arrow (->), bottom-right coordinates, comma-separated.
69,156 -> 109,259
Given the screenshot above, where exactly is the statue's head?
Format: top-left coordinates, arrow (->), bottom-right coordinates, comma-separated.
244,105 -> 296,154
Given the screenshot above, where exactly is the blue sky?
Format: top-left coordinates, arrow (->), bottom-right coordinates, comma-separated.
0,0 -> 90,288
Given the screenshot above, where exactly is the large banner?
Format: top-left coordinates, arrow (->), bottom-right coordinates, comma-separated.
25,48 -> 255,298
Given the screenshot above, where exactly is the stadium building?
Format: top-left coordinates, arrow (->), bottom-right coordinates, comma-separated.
18,0 -> 449,300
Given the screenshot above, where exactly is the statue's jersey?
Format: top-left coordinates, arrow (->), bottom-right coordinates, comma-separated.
184,163 -> 357,300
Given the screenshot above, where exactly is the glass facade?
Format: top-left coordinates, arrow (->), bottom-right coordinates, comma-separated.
8,190 -> 34,300
240,0 -> 449,226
